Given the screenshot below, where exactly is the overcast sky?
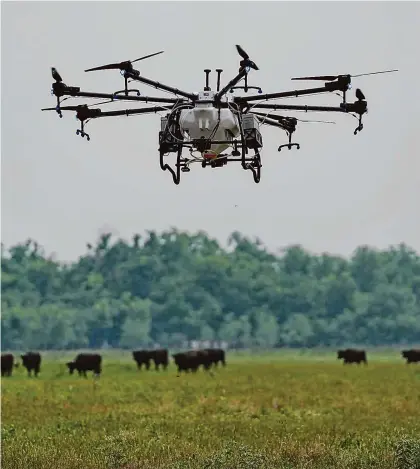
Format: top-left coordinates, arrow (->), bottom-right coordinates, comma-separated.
1,1 -> 419,261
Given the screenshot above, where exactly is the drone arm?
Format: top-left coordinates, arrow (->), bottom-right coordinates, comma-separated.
96,106 -> 174,118
52,82 -> 184,104
125,71 -> 196,101
235,85 -> 334,104
252,101 -> 368,135
235,74 -> 353,104
254,115 -> 290,132
72,90 -> 183,104
250,103 -> 346,113
214,68 -> 248,102
255,115 -> 300,152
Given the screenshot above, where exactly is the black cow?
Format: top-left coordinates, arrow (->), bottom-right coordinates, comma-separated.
21,352 -> 42,377
1,354 -> 15,377
204,348 -> 226,367
150,349 -> 169,371
66,353 -> 102,377
132,350 -> 152,370
337,348 -> 367,365
132,349 -> 169,371
402,349 -> 420,364
172,350 -> 212,374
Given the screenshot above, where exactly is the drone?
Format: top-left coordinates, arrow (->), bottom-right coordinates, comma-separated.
42,45 -> 398,185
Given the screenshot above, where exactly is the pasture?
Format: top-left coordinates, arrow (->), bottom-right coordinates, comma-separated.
2,349 -> 420,468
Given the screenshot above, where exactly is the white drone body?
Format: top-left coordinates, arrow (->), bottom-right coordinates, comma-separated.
178,91 -> 241,158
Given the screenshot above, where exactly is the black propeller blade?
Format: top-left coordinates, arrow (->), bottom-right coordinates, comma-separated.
236,45 -> 249,61
85,50 -> 164,73
291,69 -> 398,81
236,45 -> 259,71
41,104 -> 91,113
355,88 -> 365,101
51,67 -> 62,82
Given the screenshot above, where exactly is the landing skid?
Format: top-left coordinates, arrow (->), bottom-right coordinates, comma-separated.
158,144 -> 261,185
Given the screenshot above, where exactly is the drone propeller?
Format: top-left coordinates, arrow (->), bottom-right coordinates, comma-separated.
291,69 -> 398,81
355,88 -> 365,101
236,45 -> 259,71
41,102 -> 112,112
42,105 -> 80,111
85,50 -> 164,73
51,67 -> 63,82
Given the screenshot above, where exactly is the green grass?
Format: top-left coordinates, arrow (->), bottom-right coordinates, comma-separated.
2,350 -> 420,468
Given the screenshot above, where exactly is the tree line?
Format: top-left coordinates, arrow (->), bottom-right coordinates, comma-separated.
1,229 -> 420,351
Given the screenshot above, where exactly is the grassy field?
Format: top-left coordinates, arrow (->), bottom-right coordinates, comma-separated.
2,349 -> 420,469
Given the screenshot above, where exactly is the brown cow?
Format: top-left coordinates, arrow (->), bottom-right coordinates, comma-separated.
1,354 -> 14,377
172,350 -> 212,374
337,348 -> 367,365
21,352 -> 42,377
203,348 -> 226,367
402,349 -> 420,364
66,353 -> 102,377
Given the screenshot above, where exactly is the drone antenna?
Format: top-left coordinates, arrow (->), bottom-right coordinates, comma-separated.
216,69 -> 223,92
204,69 -> 211,91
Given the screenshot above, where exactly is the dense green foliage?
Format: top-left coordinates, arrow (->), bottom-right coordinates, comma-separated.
1,230 -> 420,350
2,352 -> 420,469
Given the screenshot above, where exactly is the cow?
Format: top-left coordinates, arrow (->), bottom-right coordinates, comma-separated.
20,352 -> 42,377
66,353 -> 102,377
337,348 -> 367,365
132,349 -> 169,371
203,348 -> 226,368
1,354 -> 14,377
132,350 -> 152,370
149,349 -> 169,371
172,350 -> 212,374
402,349 -> 420,364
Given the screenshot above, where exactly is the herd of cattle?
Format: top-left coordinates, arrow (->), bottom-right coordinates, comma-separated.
1,348 -> 420,378
0,348 -> 226,377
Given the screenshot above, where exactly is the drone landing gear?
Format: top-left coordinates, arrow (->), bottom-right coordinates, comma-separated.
230,72 -> 262,94
354,115 -> 364,135
76,120 -> 90,141
278,132 -> 300,152
113,89 -> 141,97
244,151 -> 261,183
240,144 -> 261,184
159,146 -> 183,185
55,103 -> 63,118
113,73 -> 141,98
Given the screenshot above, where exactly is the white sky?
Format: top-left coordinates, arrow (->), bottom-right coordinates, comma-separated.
1,1 -> 419,261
